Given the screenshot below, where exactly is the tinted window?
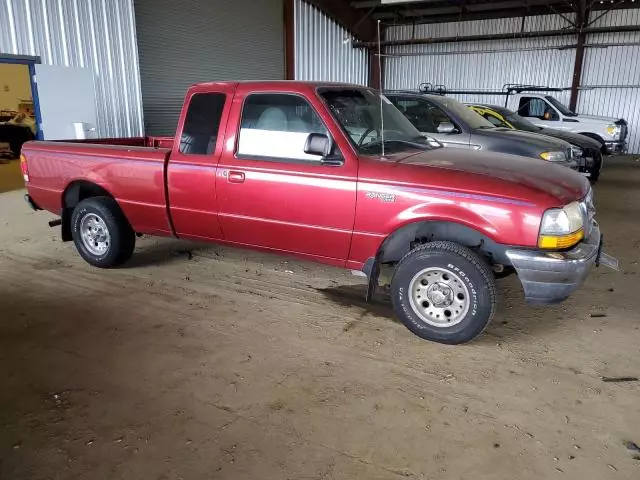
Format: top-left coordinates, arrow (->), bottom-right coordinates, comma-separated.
484,113 -> 508,127
435,97 -> 494,130
389,97 -> 453,133
237,94 -> 329,162
179,93 -> 226,155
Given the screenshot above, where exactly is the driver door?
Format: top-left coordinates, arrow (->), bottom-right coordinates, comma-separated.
215,88 -> 358,262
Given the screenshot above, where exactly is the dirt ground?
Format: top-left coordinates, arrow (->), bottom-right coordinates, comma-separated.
1,158 -> 639,480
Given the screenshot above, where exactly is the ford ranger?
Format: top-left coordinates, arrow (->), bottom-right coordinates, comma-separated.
21,81 -> 617,344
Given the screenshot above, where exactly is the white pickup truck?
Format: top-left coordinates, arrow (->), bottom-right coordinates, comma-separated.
508,93 -> 628,154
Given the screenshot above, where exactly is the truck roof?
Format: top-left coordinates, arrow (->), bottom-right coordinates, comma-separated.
188,80 -> 367,90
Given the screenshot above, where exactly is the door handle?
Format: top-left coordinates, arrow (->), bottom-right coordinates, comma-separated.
227,171 -> 245,183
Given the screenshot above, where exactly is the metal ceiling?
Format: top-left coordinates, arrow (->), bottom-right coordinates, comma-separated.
349,0 -> 640,25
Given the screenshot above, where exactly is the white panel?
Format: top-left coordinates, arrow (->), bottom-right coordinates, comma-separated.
294,0 -> 368,85
34,64 -> 97,140
0,0 -> 144,138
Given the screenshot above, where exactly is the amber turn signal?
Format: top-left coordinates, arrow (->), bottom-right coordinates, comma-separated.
538,229 -> 584,249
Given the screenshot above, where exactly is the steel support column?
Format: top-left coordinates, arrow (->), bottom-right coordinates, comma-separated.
569,0 -> 589,111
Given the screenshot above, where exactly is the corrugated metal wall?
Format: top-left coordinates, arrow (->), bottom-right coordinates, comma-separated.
384,9 -> 640,152
294,0 -> 368,85
134,0 -> 285,136
385,14 -> 576,108
579,9 -> 640,153
0,0 -> 144,138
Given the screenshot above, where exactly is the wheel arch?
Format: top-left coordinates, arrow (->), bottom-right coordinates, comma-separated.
578,132 -> 606,153
363,220 -> 510,276
60,180 -> 117,242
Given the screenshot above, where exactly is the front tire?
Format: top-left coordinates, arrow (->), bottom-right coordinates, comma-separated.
391,241 -> 497,345
71,196 -> 135,268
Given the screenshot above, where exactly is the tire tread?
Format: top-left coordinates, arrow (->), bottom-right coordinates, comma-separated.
392,241 -> 497,344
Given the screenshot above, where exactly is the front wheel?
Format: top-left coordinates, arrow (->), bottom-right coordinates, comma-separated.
71,196 -> 135,268
391,241 -> 497,344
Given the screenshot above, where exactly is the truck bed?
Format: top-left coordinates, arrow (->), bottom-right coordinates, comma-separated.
70,136 -> 175,149
23,140 -> 174,236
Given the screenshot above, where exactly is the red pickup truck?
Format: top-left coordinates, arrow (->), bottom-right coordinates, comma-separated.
21,81 -> 616,344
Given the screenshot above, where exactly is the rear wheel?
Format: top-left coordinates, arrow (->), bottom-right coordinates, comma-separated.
71,196 -> 135,268
391,241 -> 497,344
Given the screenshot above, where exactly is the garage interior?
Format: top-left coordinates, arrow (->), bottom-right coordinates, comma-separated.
1,1 -> 640,479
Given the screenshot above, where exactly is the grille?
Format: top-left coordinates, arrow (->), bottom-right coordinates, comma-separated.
616,119 -> 628,141
570,145 -> 583,161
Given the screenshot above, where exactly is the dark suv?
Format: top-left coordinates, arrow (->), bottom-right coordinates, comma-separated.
386,92 -> 576,170
467,103 -> 604,182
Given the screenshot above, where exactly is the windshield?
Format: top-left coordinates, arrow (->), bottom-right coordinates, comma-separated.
436,97 -> 496,130
545,96 -> 577,117
501,110 -> 542,132
319,88 -> 435,155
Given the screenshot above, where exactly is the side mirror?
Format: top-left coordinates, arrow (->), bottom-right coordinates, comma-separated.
437,122 -> 457,134
304,133 -> 330,156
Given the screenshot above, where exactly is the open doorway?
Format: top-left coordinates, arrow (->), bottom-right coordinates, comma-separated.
0,62 -> 38,193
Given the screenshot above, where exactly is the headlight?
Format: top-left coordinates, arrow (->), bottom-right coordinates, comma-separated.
540,151 -> 567,162
570,145 -> 583,159
606,124 -> 621,139
538,201 -> 584,249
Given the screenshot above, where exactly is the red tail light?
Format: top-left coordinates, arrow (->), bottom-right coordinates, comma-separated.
20,154 -> 29,183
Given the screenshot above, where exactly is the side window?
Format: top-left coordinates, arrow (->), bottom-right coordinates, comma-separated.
391,98 -> 453,133
519,97 -> 558,121
484,114 -> 506,127
237,93 -> 330,162
426,102 -> 457,133
179,93 -> 226,155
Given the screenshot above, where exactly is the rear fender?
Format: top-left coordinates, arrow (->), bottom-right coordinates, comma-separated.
60,181 -> 115,242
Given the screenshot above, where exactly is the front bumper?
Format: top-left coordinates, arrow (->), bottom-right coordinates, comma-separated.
604,141 -> 627,155
505,222 -> 602,305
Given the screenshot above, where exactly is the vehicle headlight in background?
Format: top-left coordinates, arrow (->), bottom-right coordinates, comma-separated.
570,145 -> 583,159
538,201 -> 585,249
606,124 -> 621,139
540,151 -> 567,162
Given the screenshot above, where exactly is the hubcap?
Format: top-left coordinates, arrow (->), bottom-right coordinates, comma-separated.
408,267 -> 470,327
80,213 -> 111,256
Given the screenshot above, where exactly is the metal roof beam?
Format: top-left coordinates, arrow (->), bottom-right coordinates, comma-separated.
304,0 -> 377,41
352,24 -> 640,48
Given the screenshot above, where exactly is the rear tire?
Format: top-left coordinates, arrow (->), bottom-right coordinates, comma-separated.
391,241 -> 497,344
71,196 -> 135,268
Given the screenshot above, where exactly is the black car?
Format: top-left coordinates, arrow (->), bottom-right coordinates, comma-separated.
386,93 -> 578,173
468,103 -> 603,182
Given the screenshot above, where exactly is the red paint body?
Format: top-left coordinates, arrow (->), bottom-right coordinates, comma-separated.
22,81 -> 590,270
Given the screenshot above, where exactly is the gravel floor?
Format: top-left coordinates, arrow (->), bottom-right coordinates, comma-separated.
1,156 -> 639,479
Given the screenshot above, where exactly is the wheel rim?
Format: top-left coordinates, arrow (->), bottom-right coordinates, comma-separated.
408,267 -> 470,328
80,213 -> 111,256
